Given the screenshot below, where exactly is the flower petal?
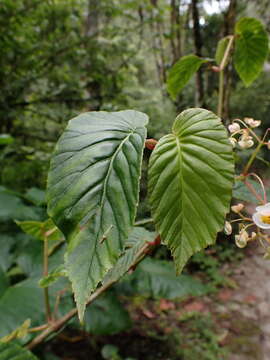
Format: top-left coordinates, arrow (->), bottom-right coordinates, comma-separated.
252,212 -> 270,229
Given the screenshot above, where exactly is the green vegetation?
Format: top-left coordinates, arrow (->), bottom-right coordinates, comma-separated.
0,0 -> 269,359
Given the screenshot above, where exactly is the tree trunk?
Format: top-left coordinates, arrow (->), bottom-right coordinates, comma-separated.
85,0 -> 102,110
222,0 -> 237,122
191,0 -> 204,107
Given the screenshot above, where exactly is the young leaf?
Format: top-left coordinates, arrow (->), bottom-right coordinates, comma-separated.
234,17 -> 269,86
15,219 -> 62,242
215,36 -> 230,66
47,110 -> 148,321
0,342 -> 38,360
0,319 -> 31,343
103,227 -> 155,285
148,108 -> 234,274
167,55 -> 207,100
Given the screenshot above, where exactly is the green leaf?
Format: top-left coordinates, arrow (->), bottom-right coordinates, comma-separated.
234,17 -> 269,86
15,219 -> 62,242
0,279 -> 43,340
167,55 -> 207,100
0,342 -> 38,360
103,227 -> 155,285
39,265 -> 67,288
81,292 -> 131,335
0,269 -> 9,298
47,110 -> 148,321
117,258 -> 207,299
0,319 -> 31,343
233,180 -> 270,204
215,36 -> 230,66
148,108 -> 234,274
0,190 -> 41,222
0,135 -> 14,146
24,188 -> 46,206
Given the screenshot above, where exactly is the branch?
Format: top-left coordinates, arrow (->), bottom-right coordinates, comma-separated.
26,239 -> 157,350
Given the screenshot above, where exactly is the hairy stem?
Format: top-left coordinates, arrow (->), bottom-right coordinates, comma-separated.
43,237 -> 52,322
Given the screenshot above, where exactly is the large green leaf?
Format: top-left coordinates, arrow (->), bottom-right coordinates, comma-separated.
117,258 -> 207,299
47,110 -> 148,321
234,17 -> 269,86
0,342 -> 38,360
148,108 -> 234,274
167,55 -> 207,100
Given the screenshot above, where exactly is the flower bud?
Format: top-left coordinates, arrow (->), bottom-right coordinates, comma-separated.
228,123 -> 240,133
267,140 -> 270,150
224,221 -> 232,235
231,203 -> 244,213
235,230 -> 248,248
244,117 -> 261,128
238,138 -> 254,149
229,137 -> 237,148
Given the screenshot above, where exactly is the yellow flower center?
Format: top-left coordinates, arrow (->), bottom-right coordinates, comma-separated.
261,214 -> 270,224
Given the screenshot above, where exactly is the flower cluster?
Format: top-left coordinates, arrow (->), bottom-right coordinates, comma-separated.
228,117 -> 261,149
224,202 -> 270,256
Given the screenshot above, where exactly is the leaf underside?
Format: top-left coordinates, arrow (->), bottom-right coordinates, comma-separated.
234,17 -> 269,86
148,108 -> 234,274
47,110 -> 148,321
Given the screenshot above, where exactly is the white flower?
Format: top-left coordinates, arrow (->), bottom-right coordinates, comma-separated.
231,203 -> 244,213
228,123 -> 240,133
252,203 -> 270,229
229,137 -> 237,148
244,117 -> 261,128
238,136 -> 254,149
235,230 -> 249,248
224,221 -> 232,235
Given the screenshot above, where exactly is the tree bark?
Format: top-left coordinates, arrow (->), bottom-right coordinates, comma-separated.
170,0 -> 182,63
191,0 -> 204,107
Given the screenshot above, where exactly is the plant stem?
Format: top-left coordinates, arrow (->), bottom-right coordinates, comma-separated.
26,241 -> 153,350
43,237 -> 52,322
244,179 -> 264,204
217,69 -> 224,118
217,35 -> 234,118
243,141 -> 264,175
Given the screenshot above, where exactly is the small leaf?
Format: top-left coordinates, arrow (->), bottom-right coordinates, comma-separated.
0,319 -> 31,343
15,219 -> 62,242
0,342 -> 38,360
47,110 -> 148,321
167,55 -> 207,100
39,265 -> 67,288
148,108 -> 234,274
103,227 -> 155,285
215,36 -> 230,66
234,17 -> 269,86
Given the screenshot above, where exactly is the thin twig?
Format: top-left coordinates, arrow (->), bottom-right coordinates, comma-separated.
26,241 -> 153,350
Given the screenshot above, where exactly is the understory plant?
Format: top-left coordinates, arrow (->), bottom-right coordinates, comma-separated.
0,16 -> 269,360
